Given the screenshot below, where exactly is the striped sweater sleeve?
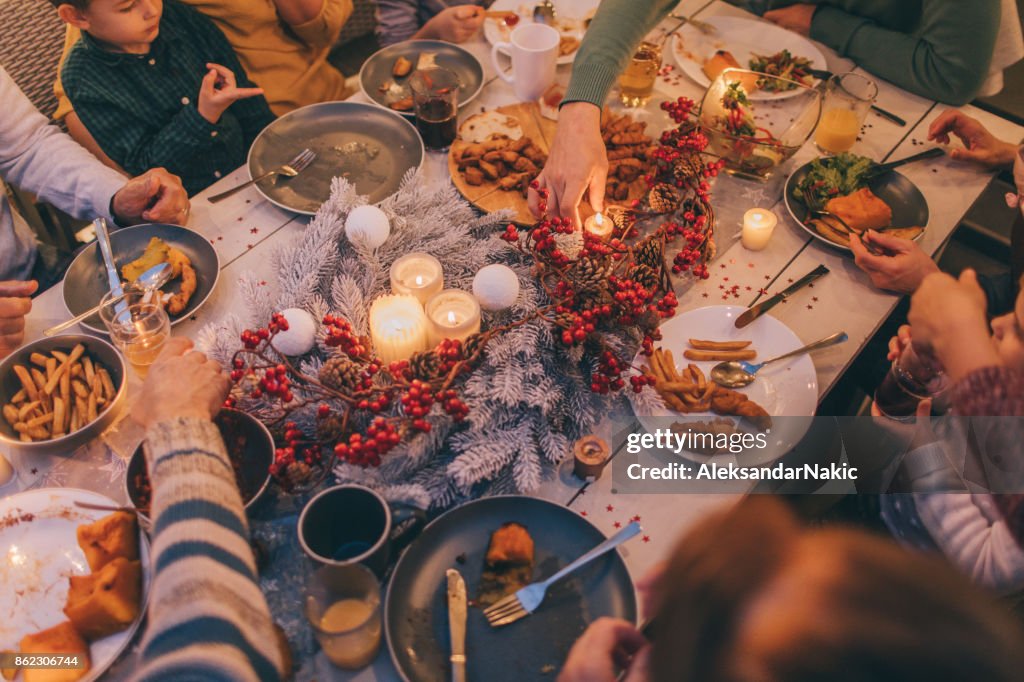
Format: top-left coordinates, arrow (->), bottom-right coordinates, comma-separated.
133,417 -> 283,682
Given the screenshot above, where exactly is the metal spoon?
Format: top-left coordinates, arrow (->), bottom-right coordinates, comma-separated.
533,0 -> 556,25
711,331 -> 849,388
43,262 -> 174,337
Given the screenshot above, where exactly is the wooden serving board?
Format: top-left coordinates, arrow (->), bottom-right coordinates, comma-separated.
448,103 -> 652,226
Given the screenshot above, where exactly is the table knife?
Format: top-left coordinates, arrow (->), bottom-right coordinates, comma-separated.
447,568 -> 467,682
807,69 -> 906,127
94,218 -> 128,318
735,264 -> 829,329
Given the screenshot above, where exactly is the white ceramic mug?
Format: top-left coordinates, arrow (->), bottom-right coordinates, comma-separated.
491,23 -> 560,102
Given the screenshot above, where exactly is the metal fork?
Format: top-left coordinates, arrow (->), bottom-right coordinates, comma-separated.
801,185 -> 854,234
666,13 -> 718,37
208,148 -> 316,203
483,521 -> 642,627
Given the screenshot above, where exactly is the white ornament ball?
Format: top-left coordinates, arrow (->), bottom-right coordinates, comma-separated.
273,308 -> 318,356
345,205 -> 390,249
472,264 -> 520,312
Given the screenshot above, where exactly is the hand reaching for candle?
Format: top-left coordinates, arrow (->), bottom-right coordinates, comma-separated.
529,102 -> 608,227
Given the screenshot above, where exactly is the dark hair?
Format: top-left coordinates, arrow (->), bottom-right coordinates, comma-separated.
50,0 -> 90,9
650,497 -> 1024,682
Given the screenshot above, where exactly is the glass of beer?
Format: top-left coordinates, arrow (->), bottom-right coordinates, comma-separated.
618,40 -> 662,107
873,341 -> 949,421
305,564 -> 382,670
99,291 -> 170,377
409,67 -> 460,152
815,72 -> 877,154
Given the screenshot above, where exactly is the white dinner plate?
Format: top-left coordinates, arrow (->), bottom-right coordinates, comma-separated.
483,0 -> 598,65
0,488 -> 151,682
671,15 -> 827,100
629,305 -> 817,465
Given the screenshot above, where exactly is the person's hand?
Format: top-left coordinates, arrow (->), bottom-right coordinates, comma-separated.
908,270 -> 999,381
528,102 -> 607,226
870,397 -> 936,452
131,338 -> 230,429
886,324 -> 912,362
635,560 -> 666,619
197,62 -> 265,124
421,6 -> 484,43
763,3 -> 817,36
111,168 -> 190,226
0,280 -> 37,359
849,230 -> 939,294
927,109 -> 1017,170
557,617 -> 648,682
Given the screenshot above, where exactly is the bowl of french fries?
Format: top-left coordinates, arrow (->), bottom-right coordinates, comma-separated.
0,335 -> 126,452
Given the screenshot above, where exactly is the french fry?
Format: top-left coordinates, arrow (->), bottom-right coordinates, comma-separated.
688,339 -> 752,351
52,350 -> 68,363
43,344 -> 84,396
70,409 -> 80,433
72,379 -> 89,399
14,423 -> 49,439
52,397 -> 65,436
11,388 -> 25,404
683,349 -> 757,362
87,392 -> 98,422
75,396 -> 88,422
19,432 -> 32,443
71,364 -> 83,378
83,356 -> 95,386
29,352 -> 49,367
98,368 -> 115,401
14,365 -> 38,401
45,357 -> 57,382
663,349 -> 680,383
31,368 -> 47,394
17,401 -> 39,421
650,349 -> 669,382
2,405 -> 18,426
689,363 -> 707,393
26,413 -> 54,429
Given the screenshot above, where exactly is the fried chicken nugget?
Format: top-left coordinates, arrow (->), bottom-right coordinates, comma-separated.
164,247 -> 196,316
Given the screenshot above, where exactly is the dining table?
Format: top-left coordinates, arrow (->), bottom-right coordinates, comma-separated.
5,0 -> 1024,679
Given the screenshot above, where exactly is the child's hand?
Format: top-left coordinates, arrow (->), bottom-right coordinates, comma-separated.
197,63 -> 264,124
423,6 -> 484,43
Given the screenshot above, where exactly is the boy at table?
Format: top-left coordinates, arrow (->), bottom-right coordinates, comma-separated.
51,0 -> 276,196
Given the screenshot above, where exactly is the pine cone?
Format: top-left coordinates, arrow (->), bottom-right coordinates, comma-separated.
673,157 -> 701,183
607,207 -> 635,231
705,235 -> 717,262
634,238 -> 663,271
283,461 -> 314,489
570,258 -> 610,292
317,414 -> 346,442
319,356 -> 364,393
631,265 -> 660,290
648,183 -> 680,214
407,351 -> 441,380
462,332 -> 487,361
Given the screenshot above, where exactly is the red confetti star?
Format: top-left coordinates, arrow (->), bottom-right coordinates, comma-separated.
748,262 -> 755,268
642,535 -> 651,543
236,217 -> 243,222
723,277 -> 729,282
807,282 -> 814,288
807,304 -> 813,310
702,292 -> 709,298
246,243 -> 254,249
210,239 -> 216,244
787,278 -> 794,283
580,511 -> 587,516
250,227 -> 259,234
720,263 -> 727,269
606,504 -> 614,512
218,236 -> 224,241
745,286 -> 752,291
631,515 -> 641,522
764,274 -> 771,280
812,296 -> 818,302
758,287 -> 768,295
613,521 -> 622,528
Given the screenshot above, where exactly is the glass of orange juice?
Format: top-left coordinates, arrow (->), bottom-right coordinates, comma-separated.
815,72 -> 877,154
305,564 -> 382,669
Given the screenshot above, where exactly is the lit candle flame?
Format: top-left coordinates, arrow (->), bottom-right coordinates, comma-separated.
446,310 -> 458,325
414,274 -> 424,286
594,212 -> 604,226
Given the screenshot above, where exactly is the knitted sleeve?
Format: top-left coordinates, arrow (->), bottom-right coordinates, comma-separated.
133,417 -> 283,681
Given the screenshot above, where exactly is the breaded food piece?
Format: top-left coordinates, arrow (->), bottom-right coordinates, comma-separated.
392,56 -> 412,77
64,557 -> 142,641
77,511 -> 139,572
825,187 -> 892,232
121,237 -> 169,283
485,522 -> 534,566
20,622 -> 90,682
710,386 -> 772,431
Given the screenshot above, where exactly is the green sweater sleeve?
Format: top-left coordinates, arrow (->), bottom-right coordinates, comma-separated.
810,0 -> 1000,106
563,0 -> 679,107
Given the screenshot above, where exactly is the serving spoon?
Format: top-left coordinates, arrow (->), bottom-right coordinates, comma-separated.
711,331 -> 848,388
43,262 -> 174,337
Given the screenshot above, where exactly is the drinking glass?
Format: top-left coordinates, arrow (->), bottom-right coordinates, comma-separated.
305,563 -> 382,670
98,291 -> 170,377
874,342 -> 949,421
815,72 -> 877,154
618,40 -> 662,107
409,67 -> 460,152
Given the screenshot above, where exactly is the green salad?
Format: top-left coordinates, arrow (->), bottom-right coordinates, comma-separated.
793,152 -> 874,206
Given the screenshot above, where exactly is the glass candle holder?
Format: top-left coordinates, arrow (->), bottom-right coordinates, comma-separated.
368,294 -> 429,364
584,212 -> 613,239
390,253 -> 444,305
305,563 -> 382,670
98,290 -> 170,377
425,289 -> 481,347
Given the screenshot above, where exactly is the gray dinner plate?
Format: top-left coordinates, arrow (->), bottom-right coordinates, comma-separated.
784,159 -> 929,253
62,223 -> 220,335
385,496 -> 637,682
359,39 -> 485,116
247,102 -> 425,215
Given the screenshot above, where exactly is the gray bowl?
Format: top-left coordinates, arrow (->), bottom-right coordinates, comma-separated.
0,334 -> 126,454
125,408 -> 274,527
359,39 -> 485,116
62,223 -> 220,335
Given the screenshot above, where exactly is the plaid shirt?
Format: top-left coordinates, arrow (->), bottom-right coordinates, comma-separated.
60,0 -> 275,196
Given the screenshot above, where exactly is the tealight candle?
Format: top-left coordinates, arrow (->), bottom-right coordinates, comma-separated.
583,211 -> 613,239
742,208 -> 778,251
425,289 -> 481,347
390,253 -> 444,305
368,294 -> 429,364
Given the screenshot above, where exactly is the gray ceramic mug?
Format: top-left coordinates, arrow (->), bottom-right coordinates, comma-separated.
298,484 -> 424,576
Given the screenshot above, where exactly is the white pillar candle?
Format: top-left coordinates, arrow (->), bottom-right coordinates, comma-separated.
741,208 -> 778,251
583,211 -> 613,239
0,453 -> 13,488
390,253 -> 444,305
369,294 -> 429,364
425,289 -> 481,347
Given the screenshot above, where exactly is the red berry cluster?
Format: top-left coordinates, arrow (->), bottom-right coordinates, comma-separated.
240,311 -> 290,350
323,314 -> 368,359
334,417 -> 400,467
270,420 -> 323,476
590,351 -> 626,394
253,364 -> 294,402
629,373 -> 658,393
436,338 -> 467,372
660,96 -> 697,124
